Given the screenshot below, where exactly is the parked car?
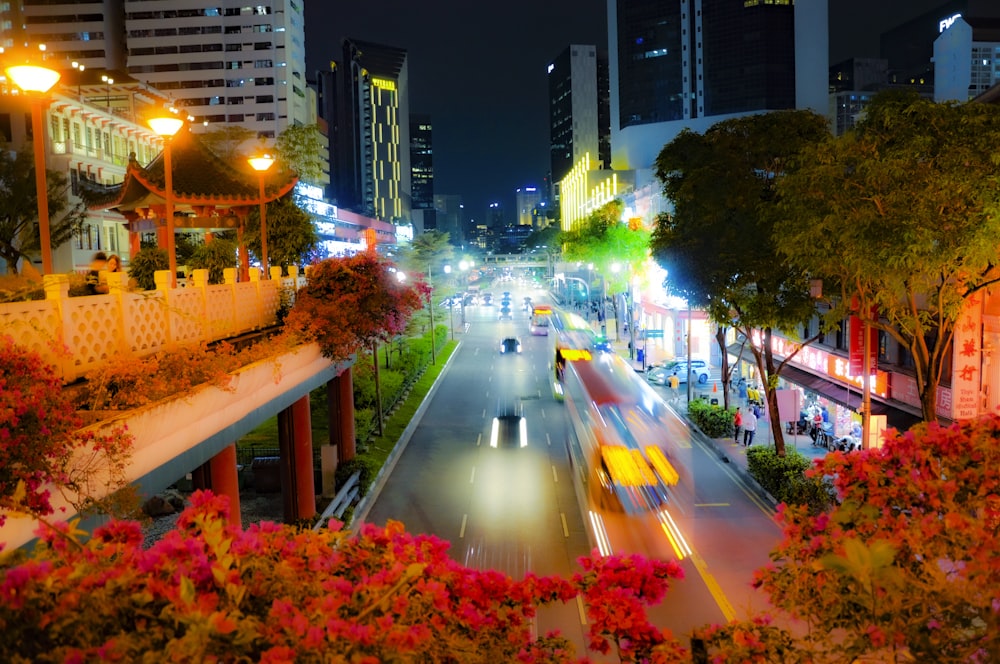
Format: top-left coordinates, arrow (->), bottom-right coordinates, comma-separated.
646,359 -> 711,385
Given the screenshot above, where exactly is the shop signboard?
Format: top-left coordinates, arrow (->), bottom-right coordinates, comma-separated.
848,305 -> 878,376
951,296 -> 983,420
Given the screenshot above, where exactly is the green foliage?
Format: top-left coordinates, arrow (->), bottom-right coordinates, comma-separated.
187,238 -> 237,284
275,123 -> 326,184
775,90 -> 1000,421
127,246 -> 169,291
197,125 -> 257,162
334,457 -> 373,496
0,136 -> 86,275
559,200 -> 649,294
686,399 -> 735,438
745,445 -> 833,512
243,195 -> 319,272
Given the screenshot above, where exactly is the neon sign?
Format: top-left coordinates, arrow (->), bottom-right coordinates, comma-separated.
939,13 -> 961,32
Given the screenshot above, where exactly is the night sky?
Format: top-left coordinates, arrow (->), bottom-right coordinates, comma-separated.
304,0 -> 951,225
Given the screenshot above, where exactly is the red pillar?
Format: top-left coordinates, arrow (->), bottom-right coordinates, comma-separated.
209,444 -> 242,530
277,395 -> 315,522
327,367 -> 356,462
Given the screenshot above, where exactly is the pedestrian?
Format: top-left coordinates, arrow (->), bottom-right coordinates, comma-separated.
668,371 -> 680,401
85,251 -> 108,295
733,408 -> 742,444
742,406 -> 757,447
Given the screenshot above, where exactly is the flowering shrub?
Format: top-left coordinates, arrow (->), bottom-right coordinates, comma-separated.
286,253 -> 426,362
0,335 -> 133,530
0,490 -> 690,663
752,414 -> 1000,662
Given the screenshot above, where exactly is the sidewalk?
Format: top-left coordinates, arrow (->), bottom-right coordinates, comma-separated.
608,338 -> 829,503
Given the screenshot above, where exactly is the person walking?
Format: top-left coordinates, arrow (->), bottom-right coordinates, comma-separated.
742,406 -> 757,447
667,371 -> 680,402
733,408 -> 743,444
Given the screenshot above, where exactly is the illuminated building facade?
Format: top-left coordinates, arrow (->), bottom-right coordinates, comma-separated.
325,39 -> 410,223
515,187 -> 542,227
410,113 -> 434,232
11,0 -> 310,139
547,44 -> 610,207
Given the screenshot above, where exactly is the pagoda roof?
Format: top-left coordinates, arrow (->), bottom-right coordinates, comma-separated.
87,128 -> 298,217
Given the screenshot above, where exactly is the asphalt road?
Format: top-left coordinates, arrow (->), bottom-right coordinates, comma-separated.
358,285 -> 782,655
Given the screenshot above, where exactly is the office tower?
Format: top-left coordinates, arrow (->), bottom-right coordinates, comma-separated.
515,187 -> 543,228
12,0 -> 309,139
325,39 -> 410,223
410,113 -> 434,221
433,194 -> 464,245
547,45 -> 611,191
607,0 -> 826,170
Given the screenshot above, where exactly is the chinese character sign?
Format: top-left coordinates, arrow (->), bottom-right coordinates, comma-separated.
951,297 -> 982,420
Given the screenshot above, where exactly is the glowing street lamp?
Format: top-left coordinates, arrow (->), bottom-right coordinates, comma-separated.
5,61 -> 61,274
248,154 -> 275,274
148,113 -> 184,287
444,264 -> 455,340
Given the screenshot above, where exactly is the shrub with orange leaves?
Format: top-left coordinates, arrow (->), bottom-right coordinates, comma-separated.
285,253 -> 426,362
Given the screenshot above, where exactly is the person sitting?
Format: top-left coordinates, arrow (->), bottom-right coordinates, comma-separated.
85,252 -> 109,295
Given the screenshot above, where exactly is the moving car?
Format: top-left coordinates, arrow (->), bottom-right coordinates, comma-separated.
491,396 -> 526,448
498,306 -> 513,320
646,359 -> 711,385
499,336 -> 522,354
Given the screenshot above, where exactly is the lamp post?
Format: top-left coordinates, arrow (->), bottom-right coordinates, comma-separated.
101,73 -> 113,108
427,264 -> 436,365
148,113 -> 184,288
444,264 -> 455,339
5,62 -> 61,274
248,153 -> 274,274
459,259 -> 471,327
71,61 -> 84,99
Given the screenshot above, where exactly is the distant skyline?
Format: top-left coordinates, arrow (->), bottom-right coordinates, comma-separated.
304,0 -> 956,228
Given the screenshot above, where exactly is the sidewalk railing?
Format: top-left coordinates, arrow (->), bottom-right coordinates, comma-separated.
0,265 -> 304,384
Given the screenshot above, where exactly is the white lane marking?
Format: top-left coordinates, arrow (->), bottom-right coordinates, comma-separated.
541,409 -> 546,419
546,433 -> 551,447
560,513 -> 569,538
476,433 -> 482,447
551,465 -> 558,483
460,514 -> 467,538
469,466 -> 476,484
576,596 -> 588,625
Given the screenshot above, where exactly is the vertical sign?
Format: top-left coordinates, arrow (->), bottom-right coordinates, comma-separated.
848,306 -> 878,375
951,296 -> 983,420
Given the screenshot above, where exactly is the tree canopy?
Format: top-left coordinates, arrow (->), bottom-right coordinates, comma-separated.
651,110 -> 832,455
559,200 -> 650,294
0,138 -> 86,275
284,252 -> 425,362
244,195 -> 320,272
774,90 -> 1000,421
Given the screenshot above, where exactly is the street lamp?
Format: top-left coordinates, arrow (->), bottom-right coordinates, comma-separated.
427,264 -> 436,365
444,265 -> 455,339
101,73 -> 114,108
5,61 -> 61,274
247,153 -> 275,274
148,113 -> 184,288
71,61 -> 85,98
459,260 -> 471,327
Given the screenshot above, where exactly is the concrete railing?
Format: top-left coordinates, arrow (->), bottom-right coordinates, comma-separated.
0,265 -> 304,384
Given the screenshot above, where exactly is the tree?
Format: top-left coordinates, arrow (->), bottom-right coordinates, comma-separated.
747,413 -> 1000,662
560,200 -> 650,335
774,91 -> 1000,422
0,138 -> 86,275
284,252 -> 426,363
651,110 -> 832,455
275,124 -> 326,185
243,194 -> 319,272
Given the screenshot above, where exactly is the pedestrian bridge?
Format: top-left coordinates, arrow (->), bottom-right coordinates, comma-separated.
481,253 -> 554,271
0,266 -> 356,551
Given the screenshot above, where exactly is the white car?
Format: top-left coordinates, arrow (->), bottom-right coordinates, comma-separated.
647,359 -> 711,385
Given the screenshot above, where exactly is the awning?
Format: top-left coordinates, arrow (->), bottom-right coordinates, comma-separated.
727,342 -> 923,431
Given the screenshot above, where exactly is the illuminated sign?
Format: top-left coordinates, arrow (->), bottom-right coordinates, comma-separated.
939,13 -> 961,32
561,349 -> 592,362
601,447 -> 657,487
371,77 -> 396,91
753,332 -> 889,397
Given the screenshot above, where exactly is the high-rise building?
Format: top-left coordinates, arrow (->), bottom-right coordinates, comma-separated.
515,187 -> 543,227
547,45 -> 611,192
933,6 -> 1000,102
324,39 -> 411,223
10,0 -> 310,139
410,114 -> 434,211
607,0 -> 827,171
433,194 -> 464,245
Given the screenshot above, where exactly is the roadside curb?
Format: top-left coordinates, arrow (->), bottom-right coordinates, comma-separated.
686,422 -> 780,510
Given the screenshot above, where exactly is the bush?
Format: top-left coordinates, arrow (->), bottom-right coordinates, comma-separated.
686,399 -> 734,438
128,247 -> 169,291
334,457 -> 373,496
187,238 -> 237,284
745,446 -> 834,511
